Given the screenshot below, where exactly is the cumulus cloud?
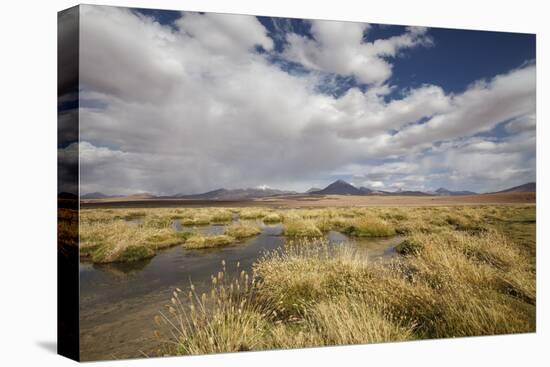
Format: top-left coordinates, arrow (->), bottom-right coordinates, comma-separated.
77,5 -> 535,195
505,114 -> 536,134
283,21 -> 432,85
391,64 -> 536,149
176,12 -> 274,53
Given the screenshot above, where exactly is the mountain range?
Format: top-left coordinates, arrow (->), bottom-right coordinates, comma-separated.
492,182 -> 536,193
309,179 -> 370,195
167,187 -> 296,200
80,192 -> 155,200
433,188 -> 478,196
80,180 -> 535,201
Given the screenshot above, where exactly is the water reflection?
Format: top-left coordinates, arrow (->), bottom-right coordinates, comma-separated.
92,259 -> 152,277
79,221 -> 400,360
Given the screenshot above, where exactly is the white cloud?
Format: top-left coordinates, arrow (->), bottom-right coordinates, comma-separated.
362,180 -> 385,189
176,12 -> 273,54
391,64 -> 536,149
77,5 -> 535,195
283,21 -> 432,85
505,114 -> 536,134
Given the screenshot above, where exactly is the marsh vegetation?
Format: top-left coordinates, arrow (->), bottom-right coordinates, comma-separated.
78,204 -> 535,358
150,205 -> 536,355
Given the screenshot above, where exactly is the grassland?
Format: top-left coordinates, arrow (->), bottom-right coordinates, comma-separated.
150,204 -> 535,355
79,208 -> 269,262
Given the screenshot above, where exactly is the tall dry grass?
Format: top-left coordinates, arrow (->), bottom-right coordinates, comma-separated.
156,205 -> 535,354
282,219 -> 323,237
79,220 -> 189,263
224,222 -> 262,239
183,235 -> 236,249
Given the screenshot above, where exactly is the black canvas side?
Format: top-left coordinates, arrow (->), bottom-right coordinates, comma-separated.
57,5 -> 80,362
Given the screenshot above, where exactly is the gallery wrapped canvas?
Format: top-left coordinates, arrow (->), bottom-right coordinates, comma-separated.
58,4 -> 536,362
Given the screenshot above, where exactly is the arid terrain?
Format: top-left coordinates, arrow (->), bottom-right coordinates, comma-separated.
81,192 -> 535,209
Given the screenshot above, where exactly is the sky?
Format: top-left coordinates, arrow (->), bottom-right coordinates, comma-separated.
68,5 -> 536,195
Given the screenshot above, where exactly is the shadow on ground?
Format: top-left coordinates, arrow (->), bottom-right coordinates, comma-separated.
36,340 -> 57,354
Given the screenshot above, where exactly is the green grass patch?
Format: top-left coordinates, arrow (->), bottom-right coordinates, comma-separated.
117,245 -> 155,262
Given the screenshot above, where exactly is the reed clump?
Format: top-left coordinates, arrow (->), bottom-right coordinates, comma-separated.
183,234 -> 236,249
80,220 -> 189,262
156,205 -> 535,355
210,209 -> 234,223
182,215 -> 211,226
239,208 -> 271,220
283,219 -> 323,237
342,216 -> 396,237
263,212 -> 283,223
224,222 -> 262,239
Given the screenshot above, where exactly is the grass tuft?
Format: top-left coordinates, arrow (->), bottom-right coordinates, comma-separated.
211,210 -> 234,223
283,219 -> 323,237
263,213 -> 283,223
342,216 -> 396,237
183,234 -> 236,249
224,222 -> 262,239
240,208 -> 270,220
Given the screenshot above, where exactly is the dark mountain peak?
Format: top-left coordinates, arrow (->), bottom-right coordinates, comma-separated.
312,180 -> 360,195
333,179 -> 349,184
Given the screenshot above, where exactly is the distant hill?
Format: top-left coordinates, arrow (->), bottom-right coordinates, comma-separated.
493,182 -> 536,193
81,192 -> 113,199
310,180 -> 433,196
358,187 -> 373,194
174,187 -> 296,200
125,193 -> 155,199
435,188 -> 477,196
389,190 -> 433,196
176,188 -> 228,200
305,187 -> 322,193
310,180 -> 361,195
369,190 -> 391,195
81,182 -> 533,202
81,192 -> 154,200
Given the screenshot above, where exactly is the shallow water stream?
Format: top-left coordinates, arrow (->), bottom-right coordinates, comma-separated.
79,221 -> 401,361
